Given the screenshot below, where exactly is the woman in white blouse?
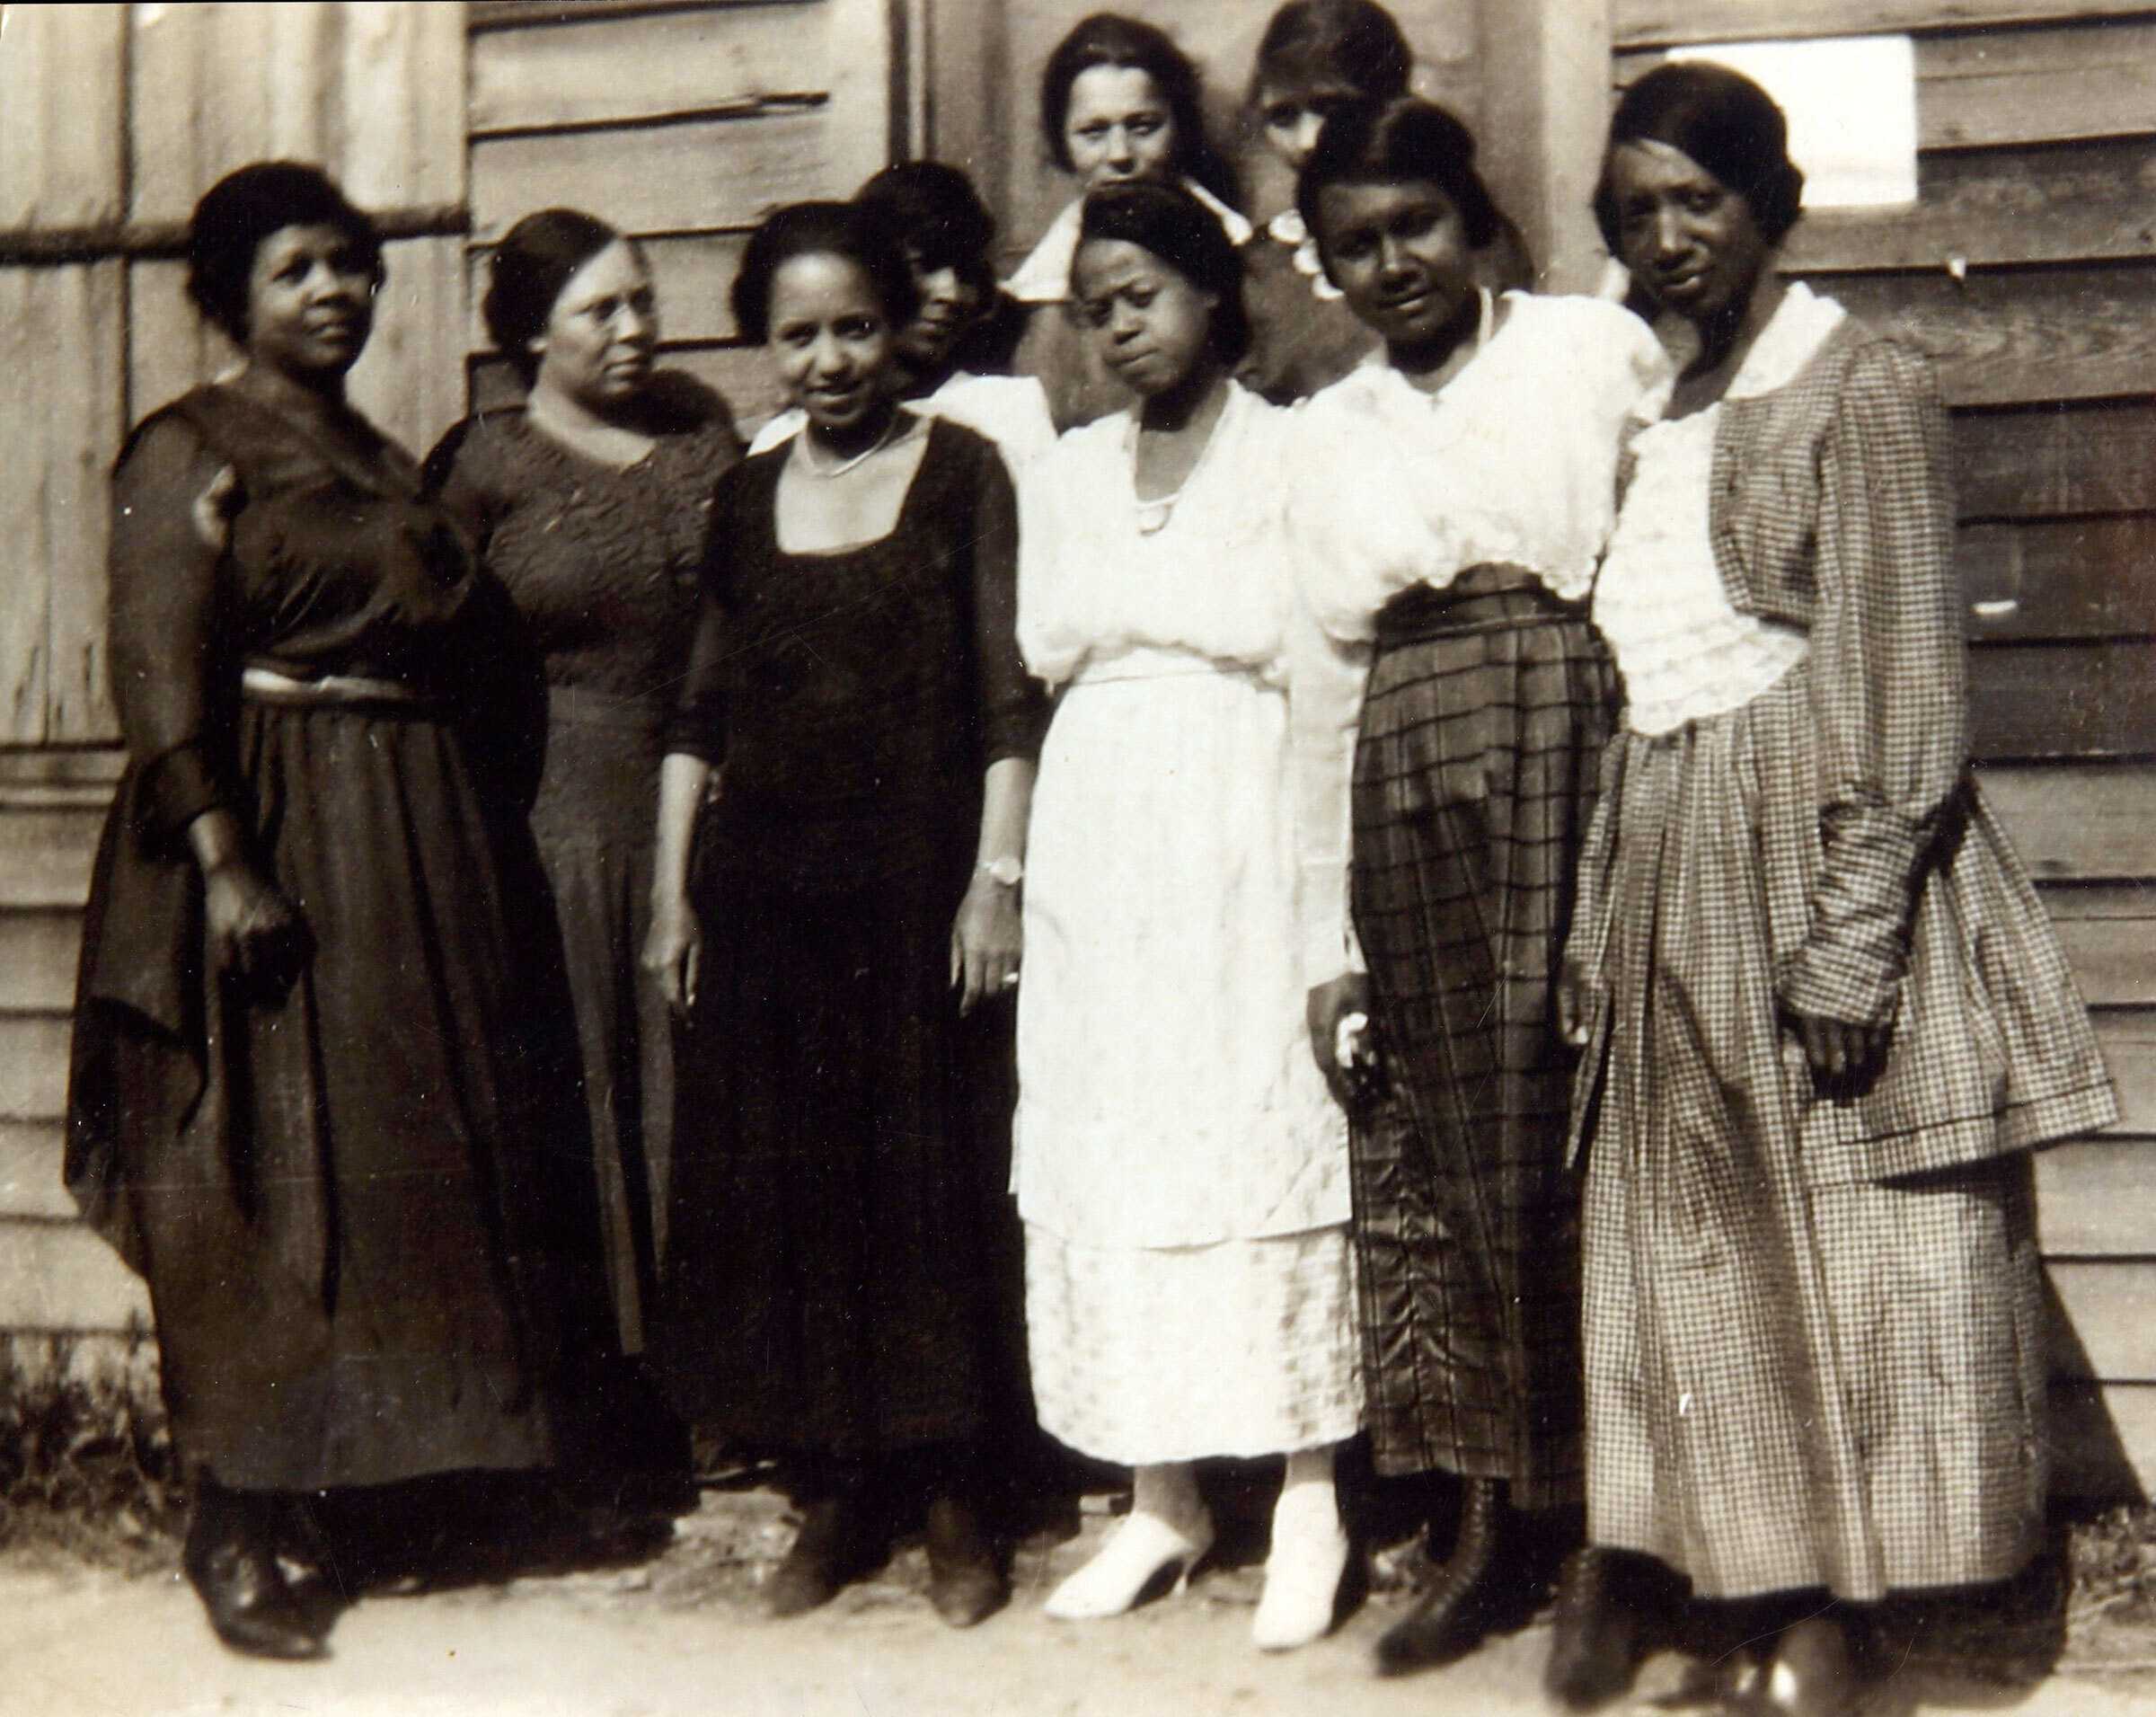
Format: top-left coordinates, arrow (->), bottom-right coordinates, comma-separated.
1286,97 -> 1664,1683
1015,180 -> 1358,1653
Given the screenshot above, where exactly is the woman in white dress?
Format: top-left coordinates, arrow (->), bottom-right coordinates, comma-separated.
1015,180 -> 1359,1652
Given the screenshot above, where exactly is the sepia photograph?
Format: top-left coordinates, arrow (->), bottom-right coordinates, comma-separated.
0,1 -> 2152,1711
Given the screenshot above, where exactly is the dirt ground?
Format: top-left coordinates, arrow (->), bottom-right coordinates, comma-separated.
6,1485 -> 2156,1717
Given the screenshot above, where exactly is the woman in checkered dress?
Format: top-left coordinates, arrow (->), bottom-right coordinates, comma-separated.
1552,64 -> 2119,1713
1286,97 -> 1666,1676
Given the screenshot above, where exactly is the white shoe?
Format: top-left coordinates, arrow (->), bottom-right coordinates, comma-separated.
1044,1508 -> 1215,1621
1251,1492 -> 1349,1651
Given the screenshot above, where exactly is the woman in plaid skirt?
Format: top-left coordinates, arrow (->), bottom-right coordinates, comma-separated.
1554,64 -> 2118,1714
1286,98 -> 1666,1675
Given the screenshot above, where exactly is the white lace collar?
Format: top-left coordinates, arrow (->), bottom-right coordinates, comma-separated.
1725,281 -> 1845,401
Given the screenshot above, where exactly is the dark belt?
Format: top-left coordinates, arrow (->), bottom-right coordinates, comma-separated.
1374,564 -> 1586,645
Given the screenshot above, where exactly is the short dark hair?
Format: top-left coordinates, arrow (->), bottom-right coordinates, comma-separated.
482,208 -> 624,385
1595,61 -> 1806,249
1040,13 -> 1239,209
854,162 -> 998,300
1296,97 -> 1504,268
1075,180 -> 1252,367
1250,0 -> 1411,106
729,200 -> 922,347
185,162 -> 382,343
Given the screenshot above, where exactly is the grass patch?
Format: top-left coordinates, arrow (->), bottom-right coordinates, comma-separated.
0,1329 -> 183,1572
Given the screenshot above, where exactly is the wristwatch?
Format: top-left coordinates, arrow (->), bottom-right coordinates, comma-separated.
976,854 -> 1024,888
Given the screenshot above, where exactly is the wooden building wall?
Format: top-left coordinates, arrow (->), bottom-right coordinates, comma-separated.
1613,1 -> 2156,1495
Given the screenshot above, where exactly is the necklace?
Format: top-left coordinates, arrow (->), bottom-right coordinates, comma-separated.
797,412 -> 904,480
1126,386 -> 1231,536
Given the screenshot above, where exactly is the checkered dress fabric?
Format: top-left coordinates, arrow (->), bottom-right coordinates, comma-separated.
1569,296 -> 2118,1599
1348,568 -> 1613,1505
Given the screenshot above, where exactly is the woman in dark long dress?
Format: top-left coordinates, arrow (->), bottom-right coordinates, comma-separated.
428,209 -> 742,1364
642,201 -> 1047,1628
66,163 -> 597,1661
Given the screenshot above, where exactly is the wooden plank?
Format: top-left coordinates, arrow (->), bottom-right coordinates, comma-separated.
1921,20 -> 2156,149
2050,1261 -> 2156,1383
0,270 -> 50,742
824,0 -> 894,194
0,1014 -> 73,1124
348,235 -> 469,464
0,1219 -> 148,1333
1784,137 -> 2156,273
2098,1011 -> 2156,1137
1956,401 -> 2156,520
0,2 -> 127,228
471,109 -> 831,241
470,1 -> 827,134
1968,641 -> 2156,760
2051,1378 -> 2156,1498
40,261 -> 126,745
334,1 -> 466,211
1818,264 -> 2156,409
1613,0 -> 2156,51
0,807 -> 103,910
126,256 -> 228,426
2037,1137 -> 2156,1256
2044,889 -> 2156,1009
0,912 -> 84,1016
0,1120 -> 72,1224
1959,518 -> 2156,642
466,231 -> 753,354
1980,765 -> 2156,881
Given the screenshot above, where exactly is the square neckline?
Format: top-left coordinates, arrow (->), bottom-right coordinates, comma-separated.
769,411 -> 941,562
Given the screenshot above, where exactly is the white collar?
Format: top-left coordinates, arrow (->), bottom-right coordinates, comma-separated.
1725,281 -> 1846,401
1004,179 -> 1255,305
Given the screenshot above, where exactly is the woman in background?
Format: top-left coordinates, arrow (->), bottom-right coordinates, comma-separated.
1288,96 -> 1662,1679
1560,64 -> 2118,1713
1239,0 -> 1532,403
1015,181 -> 1358,1653
429,208 -> 741,1389
69,163 -> 596,1660
749,163 -> 1055,473
644,202 -> 1046,1629
1009,12 -> 1250,428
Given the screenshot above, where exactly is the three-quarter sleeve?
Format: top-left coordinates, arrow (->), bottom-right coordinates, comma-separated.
108,414 -> 239,845
663,463 -> 741,765
1777,340 -> 1966,1029
968,438 -> 1049,765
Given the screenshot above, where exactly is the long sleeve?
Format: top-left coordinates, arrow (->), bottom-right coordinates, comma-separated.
1777,340 -> 1966,1028
1285,565 -> 1371,983
108,415 -> 239,846
663,464 -> 742,766
420,413 -> 500,548
968,441 -> 1050,766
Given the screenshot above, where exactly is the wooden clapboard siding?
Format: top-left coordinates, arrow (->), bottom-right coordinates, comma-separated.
1957,401 -> 2156,518
1961,519 -> 2156,641
1969,641 -> 2156,759
1922,18 -> 2156,148
2046,890 -> 2156,1006
461,0 -> 893,434
0,1014 -> 72,1128
128,2 -> 464,224
2039,1139 -> 2156,1254
1613,0 -> 2155,49
0,1121 -> 72,1226
1981,765 -> 2156,881
0,4 -> 127,230
0,1223 -> 148,1334
1784,137 -> 2156,273
468,0 -> 828,133
2055,1380 -> 2156,1494
2095,1012 -> 2156,1135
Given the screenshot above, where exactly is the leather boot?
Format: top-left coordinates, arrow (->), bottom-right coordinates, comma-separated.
184,1483 -> 328,1660
766,1464 -> 878,1618
1761,1615 -> 1865,1717
1543,1547 -> 1642,1712
1374,1477 -> 1504,1676
924,1492 -> 1007,1627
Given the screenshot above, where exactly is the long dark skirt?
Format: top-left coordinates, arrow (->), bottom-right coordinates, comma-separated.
1348,570 -> 1613,1508
649,816 -> 1022,1459
69,698 -> 597,1491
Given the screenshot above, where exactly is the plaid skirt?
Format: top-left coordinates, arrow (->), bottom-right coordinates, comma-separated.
1576,663 -> 2082,1598
1348,570 -> 1613,1505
